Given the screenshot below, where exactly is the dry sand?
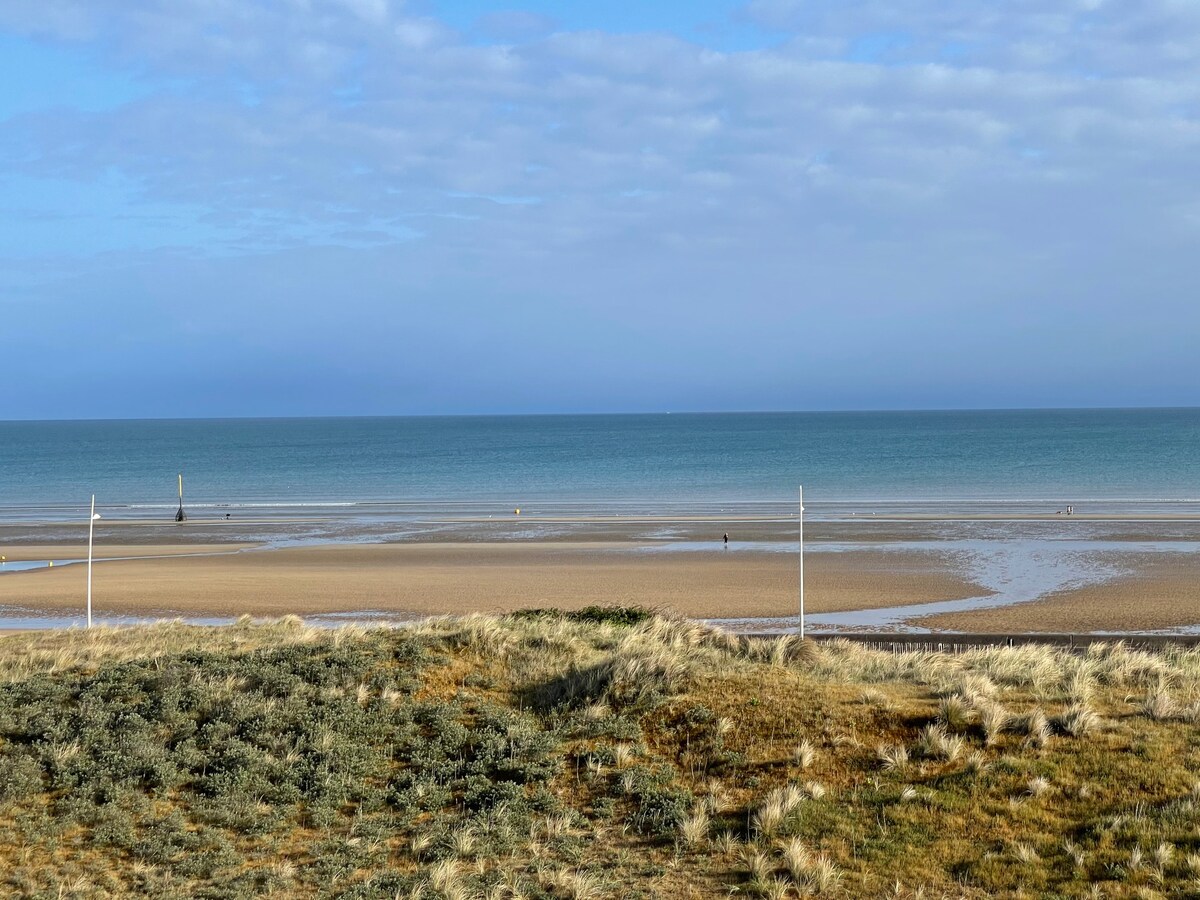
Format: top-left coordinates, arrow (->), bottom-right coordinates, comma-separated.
918,554 -> 1200,633
0,542 -> 980,620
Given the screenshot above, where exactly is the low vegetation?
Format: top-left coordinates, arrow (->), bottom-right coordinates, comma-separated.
3,610 -> 1200,897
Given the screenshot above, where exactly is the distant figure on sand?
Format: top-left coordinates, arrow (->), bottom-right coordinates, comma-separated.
723,533 -> 728,546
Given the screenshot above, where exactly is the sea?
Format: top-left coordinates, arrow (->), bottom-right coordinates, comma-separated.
1,408 -> 1198,525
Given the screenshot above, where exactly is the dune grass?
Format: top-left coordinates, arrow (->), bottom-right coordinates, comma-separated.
2,612 -> 1200,897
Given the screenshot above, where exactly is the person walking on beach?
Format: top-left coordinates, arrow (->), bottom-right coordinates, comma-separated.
723,533 -> 728,546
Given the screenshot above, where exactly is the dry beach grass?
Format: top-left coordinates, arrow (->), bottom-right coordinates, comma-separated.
3,611 -> 1200,896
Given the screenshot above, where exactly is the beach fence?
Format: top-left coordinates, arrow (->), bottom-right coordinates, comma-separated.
775,632 -> 1200,653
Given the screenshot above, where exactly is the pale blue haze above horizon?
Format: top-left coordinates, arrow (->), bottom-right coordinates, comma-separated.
2,1 -> 1199,419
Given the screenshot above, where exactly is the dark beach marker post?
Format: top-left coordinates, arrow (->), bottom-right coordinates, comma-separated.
175,473 -> 187,523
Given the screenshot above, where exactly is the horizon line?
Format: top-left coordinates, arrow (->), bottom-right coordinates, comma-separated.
3,404 -> 1200,425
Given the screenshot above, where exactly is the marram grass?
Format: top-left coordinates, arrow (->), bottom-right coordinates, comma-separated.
1,613 -> 1200,897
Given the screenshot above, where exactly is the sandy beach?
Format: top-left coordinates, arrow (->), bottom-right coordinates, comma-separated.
0,541 -> 981,621
4,512 -> 1200,631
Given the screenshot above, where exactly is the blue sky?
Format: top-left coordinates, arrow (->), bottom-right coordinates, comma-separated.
2,0 -> 1199,418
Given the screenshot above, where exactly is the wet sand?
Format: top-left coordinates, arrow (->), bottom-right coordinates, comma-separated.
919,554 -> 1200,634
10,514 -> 1200,551
0,544 -> 256,561
0,542 -> 980,620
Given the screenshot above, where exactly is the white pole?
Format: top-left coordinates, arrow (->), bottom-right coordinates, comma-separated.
87,494 -> 95,629
799,484 -> 805,640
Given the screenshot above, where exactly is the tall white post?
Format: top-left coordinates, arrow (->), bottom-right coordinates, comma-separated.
87,494 -> 95,629
798,484 -> 805,640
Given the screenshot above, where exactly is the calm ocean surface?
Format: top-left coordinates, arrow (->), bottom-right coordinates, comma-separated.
1,409 -> 1198,523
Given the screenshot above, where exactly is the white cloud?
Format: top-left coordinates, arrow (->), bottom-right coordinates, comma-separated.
340,0 -> 392,25
2,0 -> 1199,411
473,11 -> 558,43
393,17 -> 449,50
2,1 -> 1196,247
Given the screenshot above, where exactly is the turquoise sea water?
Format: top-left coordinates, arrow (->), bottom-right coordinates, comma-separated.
1,409 -> 1198,522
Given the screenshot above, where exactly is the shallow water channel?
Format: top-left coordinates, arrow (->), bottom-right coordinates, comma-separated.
707,539 -> 1200,634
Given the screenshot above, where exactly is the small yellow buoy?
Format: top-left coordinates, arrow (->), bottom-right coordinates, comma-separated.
514,508 -> 520,515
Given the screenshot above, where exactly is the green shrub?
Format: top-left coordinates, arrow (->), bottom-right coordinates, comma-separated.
508,605 -> 655,627
620,766 -> 695,837
0,751 -> 42,804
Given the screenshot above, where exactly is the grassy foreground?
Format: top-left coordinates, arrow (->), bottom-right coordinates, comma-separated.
3,612 -> 1200,898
